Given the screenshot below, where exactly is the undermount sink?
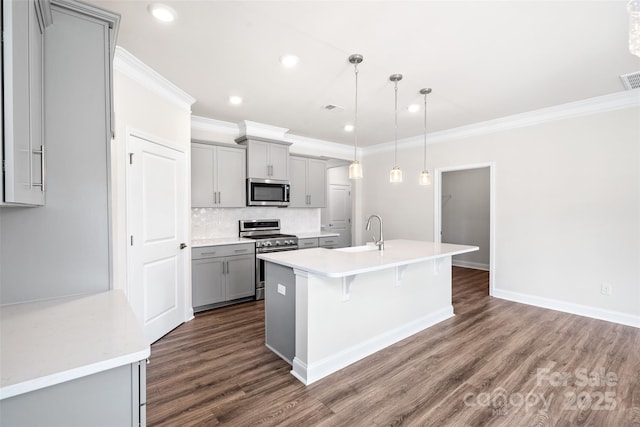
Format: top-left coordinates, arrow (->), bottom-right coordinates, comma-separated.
335,244 -> 379,253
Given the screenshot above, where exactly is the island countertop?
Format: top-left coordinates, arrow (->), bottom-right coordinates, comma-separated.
0,290 -> 150,400
257,239 -> 478,278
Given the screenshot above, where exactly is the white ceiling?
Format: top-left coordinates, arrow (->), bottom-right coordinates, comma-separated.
87,0 -> 639,147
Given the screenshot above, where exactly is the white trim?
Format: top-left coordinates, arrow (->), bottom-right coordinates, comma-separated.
114,47 -> 196,111
493,288 -> 640,329
238,120 -> 289,140
291,306 -> 454,385
452,260 -> 490,271
364,89 -> 640,156
286,133 -> 356,160
434,162 -> 495,296
191,115 -> 239,136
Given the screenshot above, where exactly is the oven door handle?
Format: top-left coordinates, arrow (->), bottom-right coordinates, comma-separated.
259,246 -> 299,253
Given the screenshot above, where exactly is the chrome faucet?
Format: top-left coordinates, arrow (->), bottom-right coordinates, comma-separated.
365,214 -> 384,251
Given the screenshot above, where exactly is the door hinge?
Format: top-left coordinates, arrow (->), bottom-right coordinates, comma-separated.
130,235 -> 134,246
129,153 -> 134,164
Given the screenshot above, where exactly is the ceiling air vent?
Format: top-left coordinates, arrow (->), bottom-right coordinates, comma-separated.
323,104 -> 345,111
620,71 -> 640,90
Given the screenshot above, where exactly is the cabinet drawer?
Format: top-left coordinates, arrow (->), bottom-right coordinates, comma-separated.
192,243 -> 255,259
298,238 -> 318,249
318,237 -> 338,247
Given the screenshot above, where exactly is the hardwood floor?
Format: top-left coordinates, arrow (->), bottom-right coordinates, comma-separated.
146,267 -> 640,426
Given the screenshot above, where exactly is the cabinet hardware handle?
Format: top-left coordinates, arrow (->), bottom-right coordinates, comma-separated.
234,249 -> 248,253
200,251 -> 217,256
30,145 -> 45,191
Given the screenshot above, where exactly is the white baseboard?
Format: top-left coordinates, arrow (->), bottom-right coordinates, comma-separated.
452,260 -> 490,271
291,305 -> 455,385
493,289 -> 640,328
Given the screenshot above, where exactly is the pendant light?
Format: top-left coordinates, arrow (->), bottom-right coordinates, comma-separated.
348,54 -> 363,179
419,88 -> 432,186
389,74 -> 403,183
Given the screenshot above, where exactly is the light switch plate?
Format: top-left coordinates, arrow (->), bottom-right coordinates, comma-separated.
277,284 -> 286,295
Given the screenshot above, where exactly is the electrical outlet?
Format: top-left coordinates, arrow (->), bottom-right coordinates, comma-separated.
277,284 -> 286,296
601,283 -> 612,296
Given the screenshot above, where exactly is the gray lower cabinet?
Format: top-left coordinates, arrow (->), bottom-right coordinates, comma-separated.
298,237 -> 319,249
0,361 -> 146,427
192,243 -> 256,311
264,262 -> 296,364
319,236 -> 338,249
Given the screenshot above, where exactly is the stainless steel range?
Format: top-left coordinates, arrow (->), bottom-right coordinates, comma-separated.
239,219 -> 298,300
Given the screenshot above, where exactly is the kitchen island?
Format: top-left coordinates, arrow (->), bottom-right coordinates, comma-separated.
258,239 -> 478,385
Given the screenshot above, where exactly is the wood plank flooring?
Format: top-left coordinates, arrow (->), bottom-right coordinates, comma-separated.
146,267 -> 640,426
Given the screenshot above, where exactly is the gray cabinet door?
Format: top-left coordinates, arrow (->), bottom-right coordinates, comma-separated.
2,0 -> 46,205
192,257 -> 225,308
306,158 -> 326,207
0,362 -> 143,427
225,254 -> 256,300
319,236 -> 338,249
216,145 -> 246,207
246,139 -> 270,178
289,155 -> 307,207
269,143 -> 289,180
192,143 -> 245,208
191,143 -> 215,207
298,237 -> 319,249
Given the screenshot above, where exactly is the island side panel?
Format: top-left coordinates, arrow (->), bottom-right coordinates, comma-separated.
296,258 -> 453,385
264,262 -> 296,364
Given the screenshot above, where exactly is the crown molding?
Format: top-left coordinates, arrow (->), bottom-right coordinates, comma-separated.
285,133 -> 357,160
364,89 -> 640,156
113,47 -> 196,112
238,120 -> 289,140
191,115 -> 239,136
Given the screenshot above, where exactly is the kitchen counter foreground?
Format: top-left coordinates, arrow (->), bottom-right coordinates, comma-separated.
0,290 -> 150,400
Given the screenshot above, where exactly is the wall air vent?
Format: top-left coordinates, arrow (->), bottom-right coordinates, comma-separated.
620,71 -> 640,90
323,104 -> 345,111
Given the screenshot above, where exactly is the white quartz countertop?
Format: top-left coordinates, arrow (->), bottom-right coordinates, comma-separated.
257,239 -> 479,278
296,231 -> 340,239
0,290 -> 150,400
192,237 -> 255,247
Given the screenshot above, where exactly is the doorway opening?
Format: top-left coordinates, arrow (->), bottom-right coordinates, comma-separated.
434,163 -> 495,298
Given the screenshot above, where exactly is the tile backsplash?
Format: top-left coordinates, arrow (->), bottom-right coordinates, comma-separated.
192,207 -> 321,240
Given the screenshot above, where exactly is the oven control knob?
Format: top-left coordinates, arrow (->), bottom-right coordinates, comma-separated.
255,241 -> 261,248
286,240 -> 293,245
275,241 -> 282,246
264,241 -> 272,247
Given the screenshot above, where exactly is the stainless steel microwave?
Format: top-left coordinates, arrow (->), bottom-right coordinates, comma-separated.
247,178 -> 290,207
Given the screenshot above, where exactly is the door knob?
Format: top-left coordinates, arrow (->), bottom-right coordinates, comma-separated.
180,243 -> 188,250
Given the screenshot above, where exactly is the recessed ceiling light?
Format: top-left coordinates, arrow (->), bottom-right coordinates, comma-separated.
408,104 -> 420,113
148,3 -> 177,23
229,95 -> 243,105
280,54 -> 299,68
344,124 -> 354,132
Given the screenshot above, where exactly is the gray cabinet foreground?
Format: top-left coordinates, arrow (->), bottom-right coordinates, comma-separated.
1,361 -> 146,427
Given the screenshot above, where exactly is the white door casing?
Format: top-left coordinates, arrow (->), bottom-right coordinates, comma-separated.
434,162 -> 496,296
126,132 -> 188,344
327,184 -> 352,248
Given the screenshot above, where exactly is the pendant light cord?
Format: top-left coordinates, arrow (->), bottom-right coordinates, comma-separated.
423,91 -> 427,170
394,81 -> 398,166
354,63 -> 359,160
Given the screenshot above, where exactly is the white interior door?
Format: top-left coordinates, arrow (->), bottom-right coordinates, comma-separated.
127,134 -> 188,344
327,184 -> 351,248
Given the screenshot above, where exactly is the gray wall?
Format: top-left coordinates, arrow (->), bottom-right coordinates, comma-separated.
441,168 -> 490,270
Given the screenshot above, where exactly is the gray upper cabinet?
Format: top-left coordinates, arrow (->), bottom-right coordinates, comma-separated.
289,155 -> 326,208
1,0 -> 51,206
237,137 -> 290,180
191,142 -> 245,208
1,0 -> 119,304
